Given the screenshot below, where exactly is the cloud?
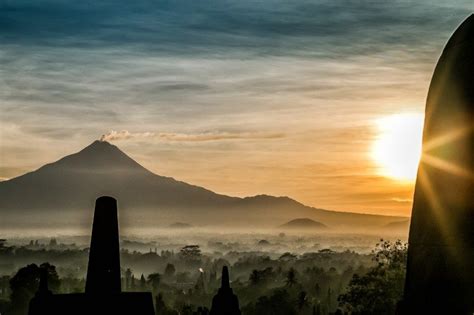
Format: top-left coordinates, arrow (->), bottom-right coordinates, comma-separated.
100,130 -> 285,142
391,197 -> 413,203
0,0 -> 471,59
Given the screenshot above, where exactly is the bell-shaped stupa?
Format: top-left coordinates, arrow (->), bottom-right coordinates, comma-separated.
401,14 -> 474,314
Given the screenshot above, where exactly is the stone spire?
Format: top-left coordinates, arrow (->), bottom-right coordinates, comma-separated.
221,266 -> 230,289
210,266 -> 241,315
400,14 -> 474,314
85,196 -> 121,294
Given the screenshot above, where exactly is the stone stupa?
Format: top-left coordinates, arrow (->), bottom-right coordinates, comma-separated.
209,266 -> 241,315
400,14 -> 474,314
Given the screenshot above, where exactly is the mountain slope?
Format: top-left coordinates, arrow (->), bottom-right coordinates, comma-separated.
0,141 -> 235,210
0,141 -> 407,229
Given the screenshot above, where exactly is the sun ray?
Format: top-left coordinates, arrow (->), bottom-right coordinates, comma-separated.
422,153 -> 474,180
416,163 -> 473,272
416,168 -> 460,260
423,125 -> 474,152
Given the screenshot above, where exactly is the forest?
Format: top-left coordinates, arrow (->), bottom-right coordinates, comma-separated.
0,238 -> 407,315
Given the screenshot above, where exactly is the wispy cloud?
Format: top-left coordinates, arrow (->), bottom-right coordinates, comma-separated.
0,0 -> 471,58
100,130 -> 285,142
391,197 -> 413,203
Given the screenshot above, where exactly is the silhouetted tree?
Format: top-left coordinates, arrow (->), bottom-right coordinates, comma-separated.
180,245 -> 202,266
297,291 -> 309,312
164,263 -> 176,278
124,268 -> 132,290
338,240 -> 407,315
249,268 -> 274,286
248,289 -> 296,315
131,274 -> 136,290
147,273 -> 161,292
40,263 -> 60,290
279,252 -> 297,262
285,268 -> 298,287
9,263 -> 59,315
140,274 -> 147,290
249,270 -> 261,286
180,245 -> 201,260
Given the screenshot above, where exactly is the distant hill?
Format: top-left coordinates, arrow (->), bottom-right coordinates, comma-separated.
280,218 -> 327,229
168,222 -> 193,229
0,140 -> 407,230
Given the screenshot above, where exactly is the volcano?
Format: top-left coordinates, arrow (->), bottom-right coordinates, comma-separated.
0,140 -> 406,229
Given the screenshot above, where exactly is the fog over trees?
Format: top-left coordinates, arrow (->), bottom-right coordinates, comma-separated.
0,236 -> 406,315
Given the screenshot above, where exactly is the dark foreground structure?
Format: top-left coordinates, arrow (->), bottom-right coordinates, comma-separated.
400,15 -> 474,314
210,266 -> 241,315
29,196 -> 155,315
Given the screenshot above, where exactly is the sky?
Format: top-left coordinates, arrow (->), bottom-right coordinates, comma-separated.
1,0 -> 473,216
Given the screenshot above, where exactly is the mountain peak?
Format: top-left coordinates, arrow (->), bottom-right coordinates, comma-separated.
92,139 -> 112,146
81,140 -> 117,153
75,140 -> 129,161
38,140 -> 149,174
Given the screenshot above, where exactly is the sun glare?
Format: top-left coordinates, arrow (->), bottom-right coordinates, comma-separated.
372,113 -> 424,182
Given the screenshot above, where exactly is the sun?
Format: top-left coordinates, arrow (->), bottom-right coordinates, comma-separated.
371,113 -> 424,182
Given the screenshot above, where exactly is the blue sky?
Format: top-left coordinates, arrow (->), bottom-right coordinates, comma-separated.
1,0 -> 472,215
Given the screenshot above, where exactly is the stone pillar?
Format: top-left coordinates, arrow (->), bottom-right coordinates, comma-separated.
85,196 -> 122,294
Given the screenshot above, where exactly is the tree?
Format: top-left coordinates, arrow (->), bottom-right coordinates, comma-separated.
285,268 -> 298,287
179,245 -> 202,265
180,245 -> 201,258
49,238 -> 58,247
251,289 -> 297,315
39,263 -> 60,291
249,267 -> 274,286
147,273 -> 161,292
297,291 -> 308,311
249,270 -> 261,286
279,252 -> 297,262
140,274 -> 147,290
9,263 -> 60,315
164,263 -> 176,278
338,240 -> 407,315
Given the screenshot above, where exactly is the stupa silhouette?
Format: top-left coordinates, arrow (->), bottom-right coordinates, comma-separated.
210,266 -> 241,315
399,14 -> 474,314
29,196 -> 155,315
